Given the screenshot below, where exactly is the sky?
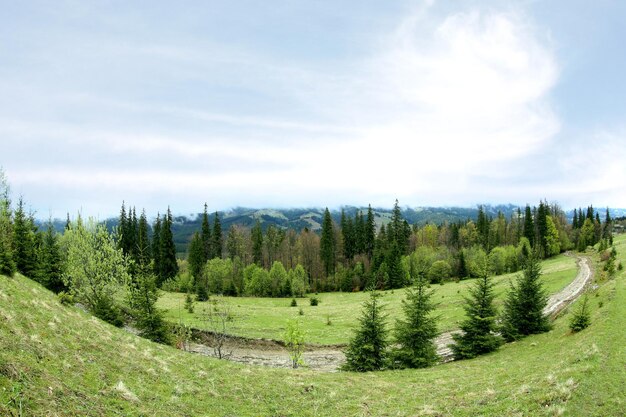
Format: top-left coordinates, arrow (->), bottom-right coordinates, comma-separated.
1,0 -> 626,219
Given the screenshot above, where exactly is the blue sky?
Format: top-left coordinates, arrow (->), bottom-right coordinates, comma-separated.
1,0 -> 625,218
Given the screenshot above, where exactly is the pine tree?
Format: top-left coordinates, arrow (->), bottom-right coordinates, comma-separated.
603,207 -> 613,244
536,201 -> 548,258
341,209 -> 355,261
152,214 -> 162,278
118,201 -> 128,253
577,208 -> 584,230
385,241 -> 404,289
211,211 -> 223,259
523,205 -> 535,248
187,232 -> 205,282
201,204 -> 212,262
458,249 -> 467,279
320,208 -> 336,276
476,205 -> 490,250
13,197 -> 37,277
572,208 -> 579,229
251,220 -> 263,266
450,273 -> 503,359
391,274 -> 439,368
39,222 -> 65,293
128,252 -> 170,344
365,205 -> 375,260
137,210 -> 151,267
343,290 -> 388,372
500,256 -> 550,341
158,208 -> 178,285
354,210 -> 365,255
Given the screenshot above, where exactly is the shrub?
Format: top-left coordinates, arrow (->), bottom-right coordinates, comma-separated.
290,298 -> 297,307
309,296 -> 319,306
161,272 -> 194,293
57,291 -> 74,306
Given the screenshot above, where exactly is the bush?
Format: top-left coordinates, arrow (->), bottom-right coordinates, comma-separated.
92,297 -> 124,327
161,272 -> 194,293
309,296 -> 319,306
57,291 -> 74,306
290,298 -> 297,307
427,260 -> 451,284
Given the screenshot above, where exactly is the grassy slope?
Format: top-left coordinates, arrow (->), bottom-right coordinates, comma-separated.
1,239 -> 624,416
159,254 -> 577,344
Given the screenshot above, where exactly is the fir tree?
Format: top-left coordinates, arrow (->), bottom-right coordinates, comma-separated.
536,201 -> 549,258
158,208 -> 178,285
458,250 -> 467,279
603,207 -> 613,244
13,197 -> 37,277
118,201 -> 128,253
341,209 -> 355,261
385,241 -> 404,289
187,232 -> 205,282
211,211 -> 223,259
152,214 -> 162,278
500,256 -> 551,341
523,205 -> 535,248
572,208 -> 579,229
39,222 -> 65,293
569,295 -> 591,333
577,208 -> 585,230
391,274 -> 439,368
365,205 -> 375,260
137,210 -> 151,267
450,273 -> 503,360
251,220 -> 263,266
128,253 -> 170,344
320,208 -> 336,276
201,203 -> 212,262
343,290 -> 388,372
354,210 -> 365,255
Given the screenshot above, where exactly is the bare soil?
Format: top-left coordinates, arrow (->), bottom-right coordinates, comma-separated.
188,254 -> 593,371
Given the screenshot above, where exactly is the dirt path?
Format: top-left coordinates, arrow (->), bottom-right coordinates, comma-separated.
189,255 -> 593,371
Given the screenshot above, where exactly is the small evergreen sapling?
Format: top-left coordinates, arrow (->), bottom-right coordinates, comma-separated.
569,295 -> 591,333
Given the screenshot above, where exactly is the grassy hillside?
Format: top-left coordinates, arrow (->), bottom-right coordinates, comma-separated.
1,238 -> 625,416
158,254 -> 577,344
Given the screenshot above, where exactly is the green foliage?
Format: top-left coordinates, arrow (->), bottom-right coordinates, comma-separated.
428,260 -> 451,284
62,220 -> 129,326
283,319 -> 306,368
487,247 -> 507,275
201,203 -> 212,262
184,292 -> 195,313
290,298 -> 297,307
246,267 -> 271,297
211,211 -> 223,259
57,291 -> 74,306
451,273 -> 503,360
343,291 -> 388,372
391,275 -> 439,368
544,215 -> 561,257
205,257 -> 233,295
569,295 -> 591,333
251,220 -> 263,266
38,222 -> 65,293
465,245 -> 487,278
309,296 -> 319,306
289,264 -> 309,297
500,256 -> 551,341
0,173 -> 16,275
161,271 -> 194,293
269,261 -> 288,297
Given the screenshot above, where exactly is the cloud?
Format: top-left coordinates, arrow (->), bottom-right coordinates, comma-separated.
2,3 -> 572,216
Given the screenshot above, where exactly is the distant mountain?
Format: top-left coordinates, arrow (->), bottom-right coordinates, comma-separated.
38,205 -> 626,256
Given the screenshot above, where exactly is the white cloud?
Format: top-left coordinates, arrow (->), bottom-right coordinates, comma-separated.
3,4 -> 574,216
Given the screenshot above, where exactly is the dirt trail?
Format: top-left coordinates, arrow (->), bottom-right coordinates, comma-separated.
189,254 -> 593,371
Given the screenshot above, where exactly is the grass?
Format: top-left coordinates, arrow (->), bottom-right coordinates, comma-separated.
0,239 -> 623,416
158,253 -> 577,344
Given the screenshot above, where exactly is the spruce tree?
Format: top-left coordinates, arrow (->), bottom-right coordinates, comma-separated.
152,214 -> 162,278
343,290 -> 388,372
201,203 -> 212,262
603,207 -> 613,244
523,205 -> 535,248
137,210 -> 151,267
211,212 -> 223,259
391,274 -> 439,368
572,208 -> 578,229
458,249 -> 467,279
251,220 -> 263,266
158,208 -> 178,285
320,208 -> 336,276
365,205 -> 375,260
536,201 -> 549,258
450,273 -> 502,360
118,201 -> 128,254
13,197 -> 37,277
187,232 -> 205,282
341,209 -> 355,261
385,241 -> 404,289
40,222 -> 65,293
500,256 -> 550,341
354,210 -> 365,255
128,250 -> 170,344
